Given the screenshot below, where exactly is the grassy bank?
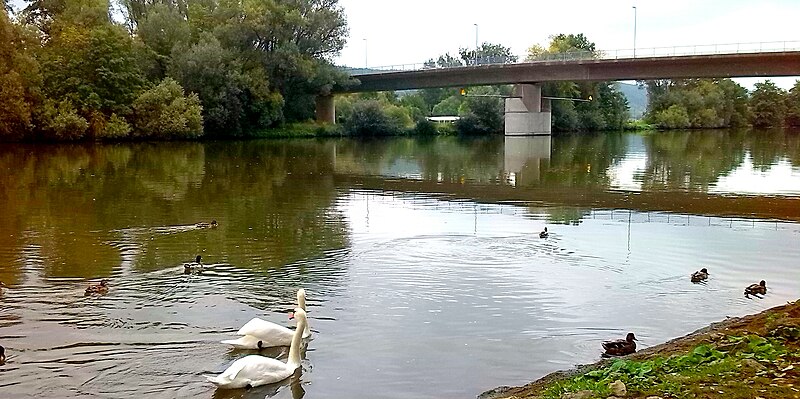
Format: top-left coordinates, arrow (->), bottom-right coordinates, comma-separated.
481,300 -> 800,399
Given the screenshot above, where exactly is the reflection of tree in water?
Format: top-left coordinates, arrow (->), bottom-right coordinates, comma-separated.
331,136 -> 505,184
638,130 -> 747,192
746,128 -> 800,171
543,132 -> 628,188
128,143 -> 206,200
0,141 -> 349,282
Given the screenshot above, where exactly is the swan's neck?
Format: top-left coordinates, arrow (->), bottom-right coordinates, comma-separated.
287,316 -> 305,368
297,290 -> 306,311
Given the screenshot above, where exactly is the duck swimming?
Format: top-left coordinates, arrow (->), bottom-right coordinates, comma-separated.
539,227 -> 549,239
0,345 -> 5,364
691,268 -> 709,283
184,255 -> 203,274
745,280 -> 767,297
85,279 -> 109,296
196,220 -> 218,229
602,332 -> 637,356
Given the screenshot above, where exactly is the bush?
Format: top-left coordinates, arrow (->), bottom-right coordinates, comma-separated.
344,100 -> 401,136
653,105 -> 691,129
413,119 -> 438,135
99,114 -> 132,139
38,99 -> 89,140
131,78 -> 203,139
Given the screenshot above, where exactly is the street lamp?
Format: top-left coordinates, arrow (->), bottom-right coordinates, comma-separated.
363,38 -> 368,68
632,6 -> 637,58
474,23 -> 479,65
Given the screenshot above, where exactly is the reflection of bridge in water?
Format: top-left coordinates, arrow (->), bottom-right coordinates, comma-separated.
331,136 -> 800,222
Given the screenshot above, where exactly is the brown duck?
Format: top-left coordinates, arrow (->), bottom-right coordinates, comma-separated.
744,280 -> 767,297
602,332 -> 637,356
690,268 -> 709,283
85,279 -> 109,296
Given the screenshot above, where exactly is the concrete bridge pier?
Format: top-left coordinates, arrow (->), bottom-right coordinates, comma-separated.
315,95 -> 336,124
504,84 -> 552,136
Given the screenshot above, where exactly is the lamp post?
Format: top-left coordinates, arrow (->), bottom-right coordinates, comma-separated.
474,23 -> 479,65
632,6 -> 637,58
363,38 -> 368,68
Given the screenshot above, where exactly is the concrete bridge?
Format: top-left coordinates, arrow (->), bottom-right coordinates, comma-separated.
318,45 -> 800,135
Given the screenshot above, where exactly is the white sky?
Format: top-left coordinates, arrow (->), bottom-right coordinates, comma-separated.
335,0 -> 800,89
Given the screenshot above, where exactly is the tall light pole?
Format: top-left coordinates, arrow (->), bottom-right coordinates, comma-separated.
363,38 -> 368,68
632,6 -> 637,58
474,23 -> 479,65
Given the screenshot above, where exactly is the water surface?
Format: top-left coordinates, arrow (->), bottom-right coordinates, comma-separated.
1,130 -> 799,398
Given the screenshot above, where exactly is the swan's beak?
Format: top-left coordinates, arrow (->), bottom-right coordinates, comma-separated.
288,312 -> 295,320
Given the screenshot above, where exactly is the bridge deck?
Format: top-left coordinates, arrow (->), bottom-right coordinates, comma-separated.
339,52 -> 800,92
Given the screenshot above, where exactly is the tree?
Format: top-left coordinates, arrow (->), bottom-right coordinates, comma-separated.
526,34 -> 627,132
459,42 -> 517,65
785,80 -> 800,127
130,77 -> 203,139
0,8 -> 41,140
749,80 -> 786,127
345,100 -> 401,136
644,79 -> 751,129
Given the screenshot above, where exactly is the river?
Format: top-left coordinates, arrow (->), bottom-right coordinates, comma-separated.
1,129 -> 799,398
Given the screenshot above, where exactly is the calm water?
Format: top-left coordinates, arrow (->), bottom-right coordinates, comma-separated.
1,130 -> 800,398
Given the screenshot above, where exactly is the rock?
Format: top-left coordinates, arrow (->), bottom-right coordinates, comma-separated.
609,380 -> 627,397
741,358 -> 767,371
561,390 -> 593,399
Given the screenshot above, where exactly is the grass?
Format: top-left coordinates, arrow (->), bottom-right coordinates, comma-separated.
543,334 -> 798,399
624,119 -> 657,131
249,122 -> 346,138
488,300 -> 800,399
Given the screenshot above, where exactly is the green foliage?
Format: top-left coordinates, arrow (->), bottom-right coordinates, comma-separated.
131,77 -> 203,139
413,119 -> 438,135
750,80 -> 787,127
455,96 -> 502,135
99,113 -> 132,139
344,100 -> 402,136
38,99 -> 89,140
432,95 -> 463,116
542,334 -> 793,399
645,79 -> 751,129
528,34 -> 628,132
459,42 -> 518,65
785,80 -> 800,127
653,105 -> 691,129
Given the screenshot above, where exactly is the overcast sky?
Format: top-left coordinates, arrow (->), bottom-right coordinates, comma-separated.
335,0 -> 800,88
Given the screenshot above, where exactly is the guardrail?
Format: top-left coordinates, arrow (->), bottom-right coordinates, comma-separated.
344,40 -> 800,75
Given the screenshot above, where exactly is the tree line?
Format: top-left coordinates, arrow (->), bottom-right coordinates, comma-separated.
644,79 -> 800,129
0,0 -> 348,141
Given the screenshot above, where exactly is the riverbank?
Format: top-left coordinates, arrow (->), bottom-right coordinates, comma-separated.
480,300 -> 800,399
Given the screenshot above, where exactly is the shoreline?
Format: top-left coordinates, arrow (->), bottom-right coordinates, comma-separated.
479,300 -> 800,399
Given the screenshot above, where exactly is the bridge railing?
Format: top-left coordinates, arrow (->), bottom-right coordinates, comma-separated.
345,40 -> 800,75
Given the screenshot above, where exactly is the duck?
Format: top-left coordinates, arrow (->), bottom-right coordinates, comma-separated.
0,344 -> 5,365
208,307 -> 308,389
691,268 -> 709,283
85,279 -> 109,296
744,280 -> 767,297
0,281 -> 6,291
539,227 -> 549,239
196,220 -> 218,229
221,289 -> 311,350
602,332 -> 637,356
184,255 -> 203,274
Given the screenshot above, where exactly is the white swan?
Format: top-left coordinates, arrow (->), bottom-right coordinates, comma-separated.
221,289 -> 311,349
208,308 -> 307,389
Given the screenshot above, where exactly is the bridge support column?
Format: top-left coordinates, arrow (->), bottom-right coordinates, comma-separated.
315,95 -> 335,124
504,84 -> 551,136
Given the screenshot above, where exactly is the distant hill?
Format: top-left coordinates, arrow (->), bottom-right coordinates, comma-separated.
615,82 -> 648,119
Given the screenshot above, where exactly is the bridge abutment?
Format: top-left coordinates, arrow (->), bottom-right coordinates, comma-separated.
504,84 -> 551,136
315,95 -> 336,124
